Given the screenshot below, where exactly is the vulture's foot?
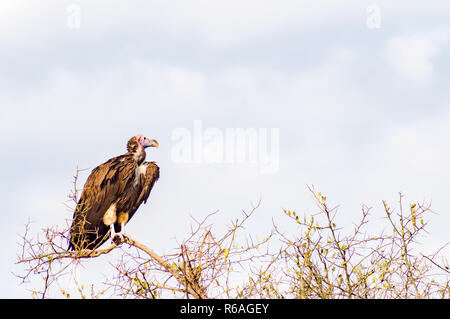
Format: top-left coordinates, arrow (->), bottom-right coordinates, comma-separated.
110,222 -> 127,246
112,233 -> 125,245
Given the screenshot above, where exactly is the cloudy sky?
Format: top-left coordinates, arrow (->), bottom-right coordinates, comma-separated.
2,1 -> 450,298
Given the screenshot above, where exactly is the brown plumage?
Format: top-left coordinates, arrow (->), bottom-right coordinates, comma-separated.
68,135 -> 159,250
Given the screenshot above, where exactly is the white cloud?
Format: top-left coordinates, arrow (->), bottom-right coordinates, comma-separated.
384,30 -> 449,84
3,1 -> 450,50
142,0 -> 358,47
361,106 -> 450,205
0,61 -> 208,142
208,46 -> 358,119
0,0 -> 360,49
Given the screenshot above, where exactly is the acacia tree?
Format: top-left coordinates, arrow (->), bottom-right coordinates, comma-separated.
274,186 -> 450,298
15,171 -> 450,298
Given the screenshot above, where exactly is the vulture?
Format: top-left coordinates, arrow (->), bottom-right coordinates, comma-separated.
68,134 -> 160,250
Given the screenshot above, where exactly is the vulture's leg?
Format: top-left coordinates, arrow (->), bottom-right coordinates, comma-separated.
112,213 -> 128,244
115,222 -> 127,243
110,224 -> 119,244
112,222 -> 126,245
120,222 -> 126,235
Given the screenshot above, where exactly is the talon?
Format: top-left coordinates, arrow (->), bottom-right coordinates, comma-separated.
112,233 -> 124,245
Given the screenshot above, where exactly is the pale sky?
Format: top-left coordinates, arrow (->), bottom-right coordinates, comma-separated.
2,1 -> 450,298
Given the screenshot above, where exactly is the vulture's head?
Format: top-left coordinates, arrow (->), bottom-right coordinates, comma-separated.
127,134 -> 159,153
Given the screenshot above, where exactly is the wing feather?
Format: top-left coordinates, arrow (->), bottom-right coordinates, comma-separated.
132,162 -> 159,215
69,155 -> 137,249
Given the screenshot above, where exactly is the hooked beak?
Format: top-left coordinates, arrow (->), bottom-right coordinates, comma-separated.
142,139 -> 159,148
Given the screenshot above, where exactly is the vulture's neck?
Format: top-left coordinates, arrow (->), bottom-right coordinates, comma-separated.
132,146 -> 146,165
